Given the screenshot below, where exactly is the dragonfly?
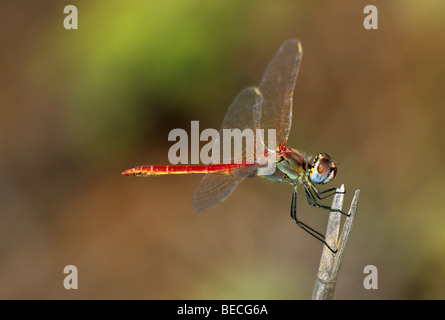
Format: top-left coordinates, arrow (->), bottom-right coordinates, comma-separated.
122,39 -> 344,252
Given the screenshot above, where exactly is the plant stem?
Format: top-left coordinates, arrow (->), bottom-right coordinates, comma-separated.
312,185 -> 360,300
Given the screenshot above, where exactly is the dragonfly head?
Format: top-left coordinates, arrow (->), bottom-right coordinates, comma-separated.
309,153 -> 337,184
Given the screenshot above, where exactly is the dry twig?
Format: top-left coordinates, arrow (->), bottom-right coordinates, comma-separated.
312,185 -> 360,300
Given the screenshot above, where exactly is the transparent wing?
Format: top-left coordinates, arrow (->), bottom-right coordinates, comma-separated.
194,175 -> 242,212
193,166 -> 256,212
219,86 -> 263,164
258,39 -> 302,149
193,87 -> 262,212
193,39 -> 303,212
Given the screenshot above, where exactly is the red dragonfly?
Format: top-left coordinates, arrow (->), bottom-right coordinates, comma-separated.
123,39 -> 343,252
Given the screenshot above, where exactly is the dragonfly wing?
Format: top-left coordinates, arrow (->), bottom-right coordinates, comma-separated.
258,39 -> 303,149
219,86 -> 263,164
193,174 -> 245,212
193,165 -> 258,212
193,40 -> 302,212
193,86 -> 263,212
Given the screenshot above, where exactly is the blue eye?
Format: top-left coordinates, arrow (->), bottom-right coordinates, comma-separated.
310,155 -> 337,184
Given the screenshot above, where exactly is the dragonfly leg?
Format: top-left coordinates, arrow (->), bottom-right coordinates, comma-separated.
304,183 -> 349,217
314,187 -> 344,200
290,188 -> 338,253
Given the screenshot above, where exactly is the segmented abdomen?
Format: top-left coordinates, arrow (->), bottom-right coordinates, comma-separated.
122,163 -> 254,176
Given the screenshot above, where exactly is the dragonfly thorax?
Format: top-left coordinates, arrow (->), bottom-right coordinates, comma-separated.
260,147 -> 305,183
262,148 -> 337,186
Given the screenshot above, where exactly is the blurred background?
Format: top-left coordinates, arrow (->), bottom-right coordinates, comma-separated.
1,0 -> 444,299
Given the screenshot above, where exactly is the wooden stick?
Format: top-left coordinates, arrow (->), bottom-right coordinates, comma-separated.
312,185 -> 360,300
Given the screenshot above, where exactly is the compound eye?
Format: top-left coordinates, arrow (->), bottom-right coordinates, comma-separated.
323,164 -> 337,184
310,154 -> 337,184
317,158 -> 330,175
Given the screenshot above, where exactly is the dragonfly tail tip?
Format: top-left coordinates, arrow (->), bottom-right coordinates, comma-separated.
122,168 -> 133,176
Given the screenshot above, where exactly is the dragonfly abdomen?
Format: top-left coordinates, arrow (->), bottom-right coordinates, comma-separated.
122,163 -> 255,176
